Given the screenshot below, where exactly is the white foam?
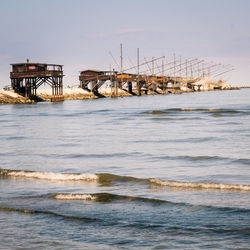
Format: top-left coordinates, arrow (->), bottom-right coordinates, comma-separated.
6,171 -> 98,181
150,179 -> 250,191
54,194 -> 96,201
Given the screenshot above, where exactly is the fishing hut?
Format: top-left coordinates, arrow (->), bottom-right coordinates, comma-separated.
10,60 -> 64,101
79,70 -> 115,95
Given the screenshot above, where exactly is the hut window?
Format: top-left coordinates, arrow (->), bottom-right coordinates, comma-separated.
28,66 -> 36,71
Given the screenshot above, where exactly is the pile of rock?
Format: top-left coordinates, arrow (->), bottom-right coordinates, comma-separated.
0,90 -> 32,104
181,77 -> 238,91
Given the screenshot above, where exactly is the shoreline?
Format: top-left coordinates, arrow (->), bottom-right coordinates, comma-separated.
0,86 -> 241,104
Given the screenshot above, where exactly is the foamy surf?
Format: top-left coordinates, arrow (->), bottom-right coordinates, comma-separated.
54,194 -> 96,201
0,169 -> 98,181
150,178 -> 250,191
52,192 -> 166,204
1,169 -> 249,191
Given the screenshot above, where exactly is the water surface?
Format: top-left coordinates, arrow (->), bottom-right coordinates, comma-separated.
0,89 -> 250,249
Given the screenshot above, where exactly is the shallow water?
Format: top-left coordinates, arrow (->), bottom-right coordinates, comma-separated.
0,89 -> 250,249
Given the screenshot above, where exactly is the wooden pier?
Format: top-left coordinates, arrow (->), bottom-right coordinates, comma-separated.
79,70 -> 194,96
10,60 -> 64,101
78,46 -> 207,96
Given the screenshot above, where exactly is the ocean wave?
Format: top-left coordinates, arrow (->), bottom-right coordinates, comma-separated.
142,108 -> 249,116
151,117 -> 203,120
0,169 -> 98,181
97,173 -> 147,185
152,155 -> 227,162
142,108 -> 218,114
150,179 -> 250,191
38,152 -> 138,159
133,137 -> 219,144
54,194 -> 96,201
232,158 -> 250,166
3,193 -> 250,214
53,193 -> 166,204
1,204 -> 249,237
151,154 -> 250,165
0,206 -> 97,221
1,169 -> 249,192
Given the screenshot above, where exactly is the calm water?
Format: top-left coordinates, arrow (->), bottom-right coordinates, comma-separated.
0,89 -> 250,249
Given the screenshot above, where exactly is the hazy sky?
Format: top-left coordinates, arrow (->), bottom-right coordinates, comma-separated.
0,0 -> 249,87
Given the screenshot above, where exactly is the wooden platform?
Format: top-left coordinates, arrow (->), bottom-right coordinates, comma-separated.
10,61 -> 64,102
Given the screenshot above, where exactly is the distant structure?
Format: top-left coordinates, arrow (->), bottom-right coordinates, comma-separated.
77,44 -> 234,96
10,60 -> 64,101
78,69 -> 186,96
79,70 -> 114,95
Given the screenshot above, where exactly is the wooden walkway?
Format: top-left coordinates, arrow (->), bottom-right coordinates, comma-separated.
79,70 -> 196,96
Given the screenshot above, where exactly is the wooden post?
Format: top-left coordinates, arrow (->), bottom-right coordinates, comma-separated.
162,60 -> 165,90
128,82 -> 132,94
120,43 -> 123,73
115,80 -> 118,96
137,48 -> 141,96
111,69 -> 116,97
186,59 -> 188,80
173,53 -> 176,88
120,43 -> 124,89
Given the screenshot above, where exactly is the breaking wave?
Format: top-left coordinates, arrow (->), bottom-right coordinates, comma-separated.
54,193 -> 96,201
0,169 -> 98,181
2,193 -> 250,214
53,192 -> 166,204
97,174 -> 250,191
1,169 -> 249,191
150,179 -> 250,191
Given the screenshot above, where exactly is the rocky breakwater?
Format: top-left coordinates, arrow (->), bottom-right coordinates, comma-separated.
182,77 -> 239,91
0,81 -> 240,104
37,88 -> 97,101
0,90 -> 32,104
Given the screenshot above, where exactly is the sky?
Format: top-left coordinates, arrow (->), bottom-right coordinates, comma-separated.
0,0 -> 250,88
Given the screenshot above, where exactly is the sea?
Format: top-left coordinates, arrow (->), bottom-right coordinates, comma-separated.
0,89 -> 250,249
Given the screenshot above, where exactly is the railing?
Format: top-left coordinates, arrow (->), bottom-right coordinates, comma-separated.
10,70 -> 63,78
